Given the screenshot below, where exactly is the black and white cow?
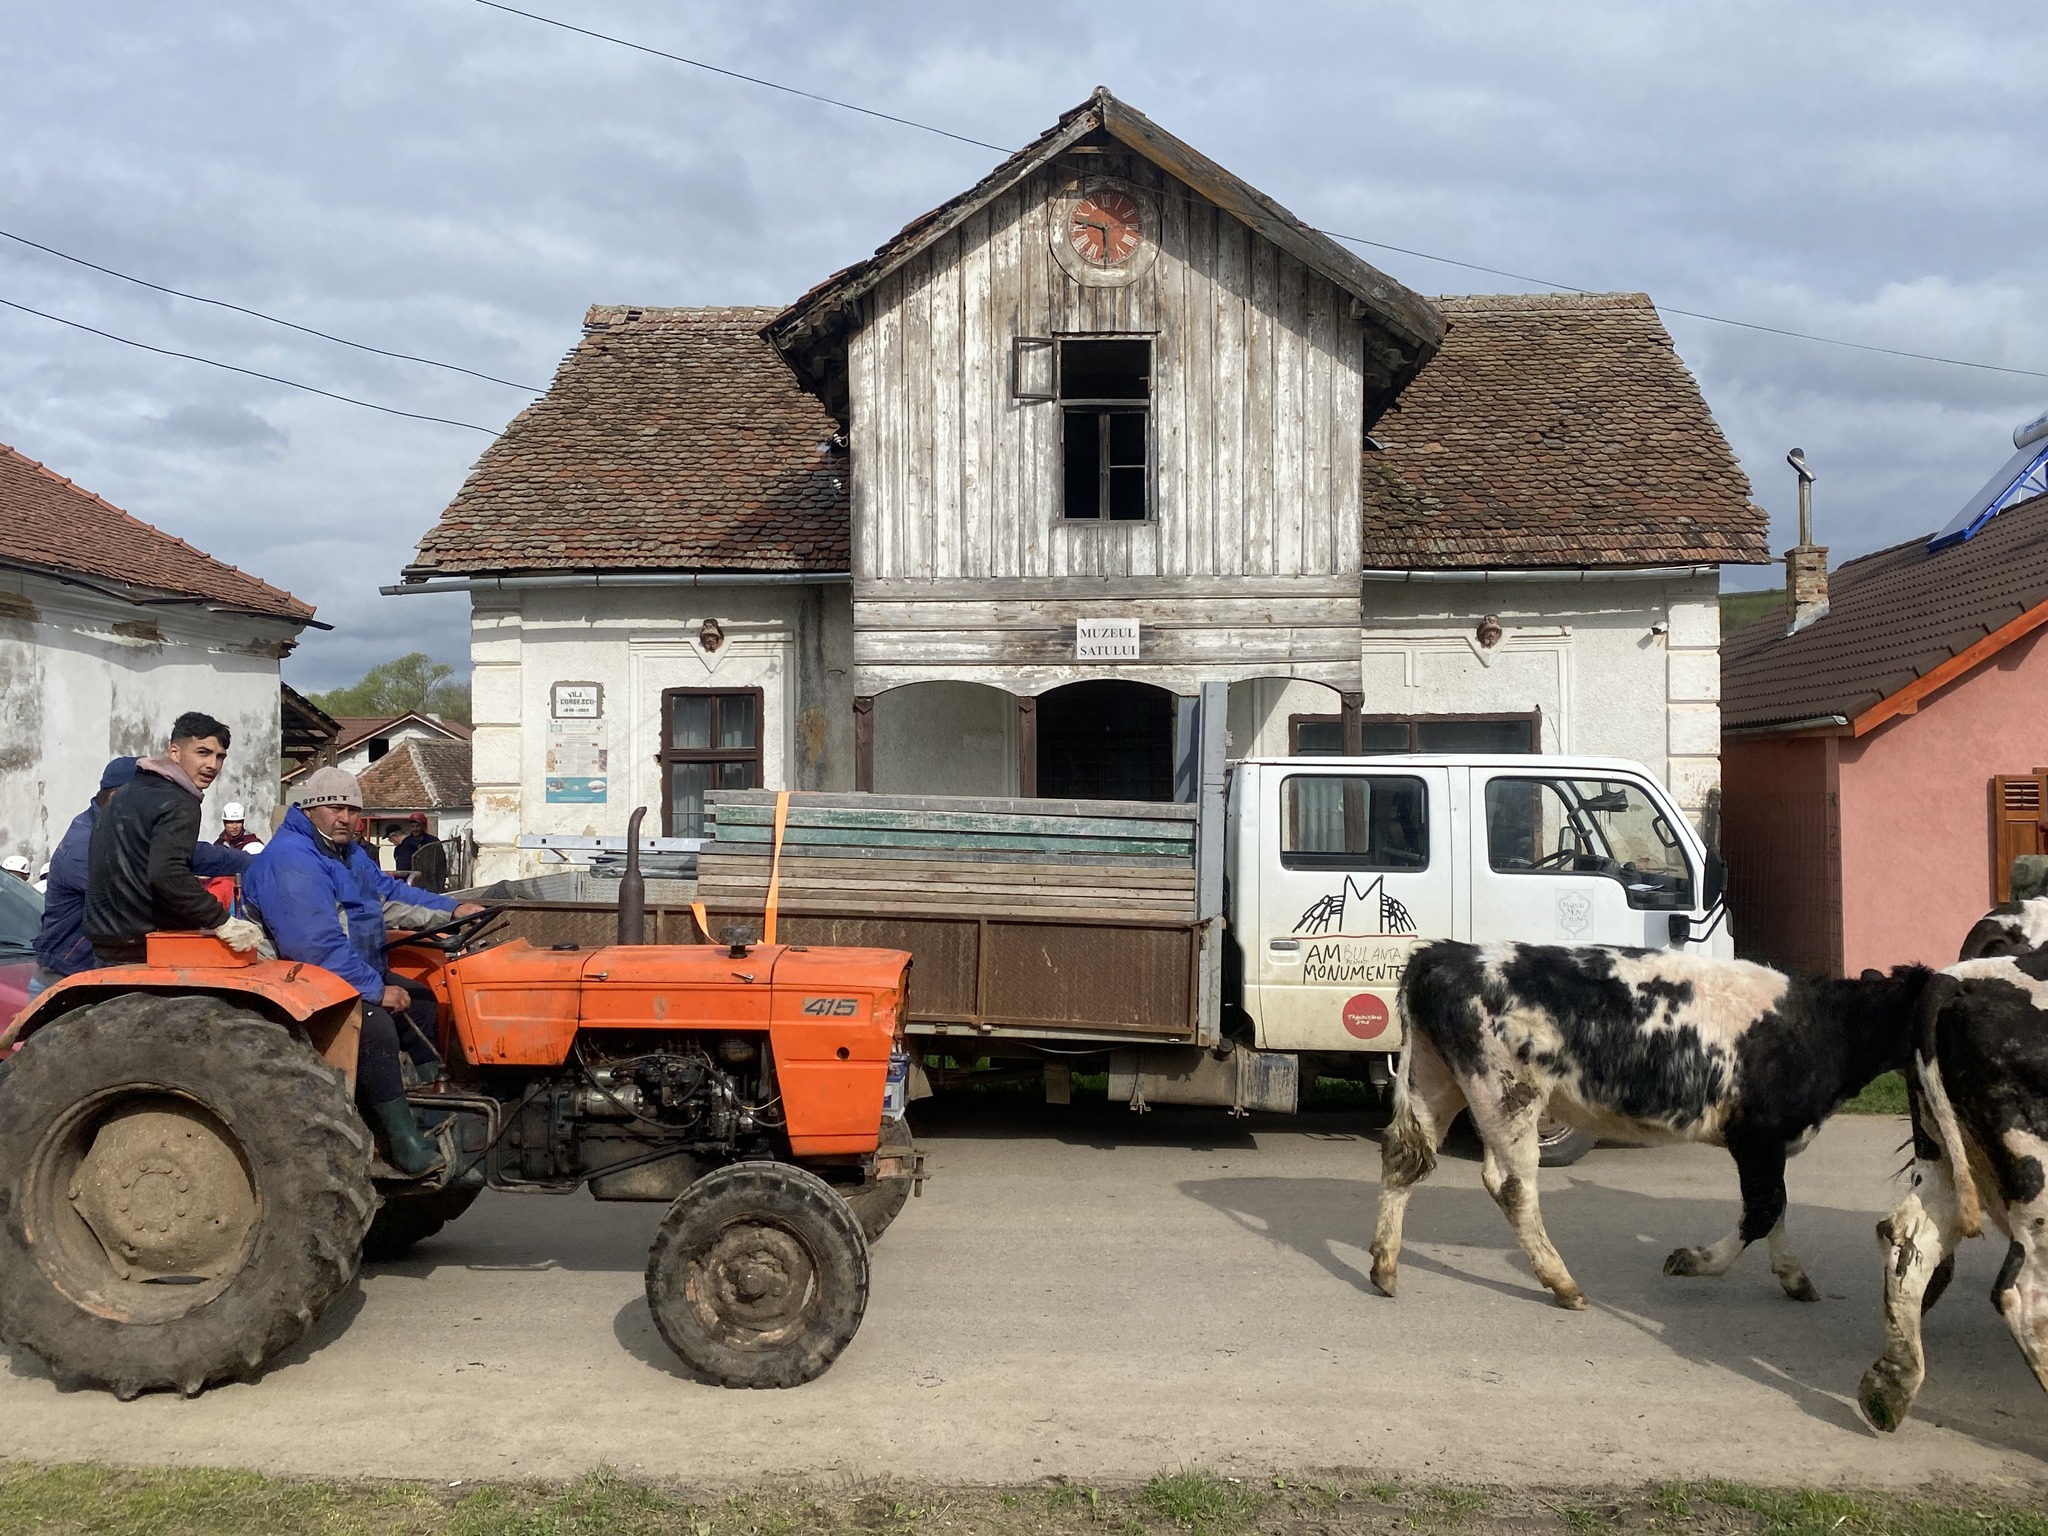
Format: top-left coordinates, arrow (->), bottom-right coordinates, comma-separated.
1370,940 -> 1935,1310
1860,948 -> 2048,1431
1957,896 -> 2048,962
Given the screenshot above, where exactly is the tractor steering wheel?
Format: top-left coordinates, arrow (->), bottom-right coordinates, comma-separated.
398,904 -> 509,953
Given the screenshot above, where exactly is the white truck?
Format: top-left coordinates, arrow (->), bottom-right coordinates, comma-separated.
665,685 -> 1732,1164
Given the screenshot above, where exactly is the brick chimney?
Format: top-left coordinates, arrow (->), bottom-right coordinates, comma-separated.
1784,448 -> 1828,635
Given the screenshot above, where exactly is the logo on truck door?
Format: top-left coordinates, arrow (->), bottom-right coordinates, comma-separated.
801,997 -> 861,1017
1342,993 -> 1392,1040
1294,874 -> 1416,938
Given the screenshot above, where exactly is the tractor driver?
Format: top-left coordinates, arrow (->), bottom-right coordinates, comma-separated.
242,767 -> 484,1177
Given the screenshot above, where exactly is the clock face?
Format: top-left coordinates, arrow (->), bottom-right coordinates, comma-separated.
1069,190 -> 1144,265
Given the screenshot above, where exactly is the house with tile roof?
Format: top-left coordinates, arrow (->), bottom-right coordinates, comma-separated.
1721,433 -> 2048,976
395,89 -> 1765,881
0,439 -> 320,867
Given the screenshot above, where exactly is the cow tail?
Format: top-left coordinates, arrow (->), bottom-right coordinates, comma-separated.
1912,976 -> 1981,1239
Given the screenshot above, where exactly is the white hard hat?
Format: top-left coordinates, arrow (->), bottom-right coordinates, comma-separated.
222,802 -> 247,821
1,855 -> 28,874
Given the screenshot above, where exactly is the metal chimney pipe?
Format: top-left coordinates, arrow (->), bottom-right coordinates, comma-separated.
1787,447 -> 1816,546
617,805 -> 648,946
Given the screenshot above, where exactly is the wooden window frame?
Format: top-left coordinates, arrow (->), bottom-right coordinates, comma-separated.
658,687 -> 765,838
1056,334 -> 1153,524
1288,710 -> 1542,755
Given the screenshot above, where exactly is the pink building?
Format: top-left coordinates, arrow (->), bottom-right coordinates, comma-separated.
1722,489 -> 2048,977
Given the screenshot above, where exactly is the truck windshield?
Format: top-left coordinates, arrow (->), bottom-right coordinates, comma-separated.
1281,775 -> 1429,870
1484,777 -> 1693,910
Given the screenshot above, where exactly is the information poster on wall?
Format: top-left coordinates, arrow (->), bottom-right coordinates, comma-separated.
545,720 -> 609,803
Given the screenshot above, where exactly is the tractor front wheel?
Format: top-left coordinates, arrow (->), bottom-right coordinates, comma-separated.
644,1161 -> 868,1389
0,995 -> 375,1398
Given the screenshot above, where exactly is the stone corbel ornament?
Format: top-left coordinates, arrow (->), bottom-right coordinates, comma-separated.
1466,613 -> 1504,667
698,617 -> 725,653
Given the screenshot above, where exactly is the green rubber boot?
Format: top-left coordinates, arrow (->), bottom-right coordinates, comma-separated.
367,1097 -> 444,1178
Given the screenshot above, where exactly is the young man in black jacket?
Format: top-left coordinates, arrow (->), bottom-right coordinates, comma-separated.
86,711 -> 262,964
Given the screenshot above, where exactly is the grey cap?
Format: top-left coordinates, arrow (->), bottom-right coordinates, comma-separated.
295,766 -> 364,810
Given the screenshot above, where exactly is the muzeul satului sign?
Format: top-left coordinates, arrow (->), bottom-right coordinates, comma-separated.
1075,619 -> 1140,661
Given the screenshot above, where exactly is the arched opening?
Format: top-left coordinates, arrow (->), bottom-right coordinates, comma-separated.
872,681 -> 1018,796
1036,680 -> 1177,802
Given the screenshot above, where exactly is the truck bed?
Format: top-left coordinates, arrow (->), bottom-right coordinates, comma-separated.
695,791 -> 1218,1047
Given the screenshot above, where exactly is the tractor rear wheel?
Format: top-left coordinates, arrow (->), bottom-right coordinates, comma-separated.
842,1117 -> 915,1244
644,1161 -> 868,1389
0,995 -> 375,1398
361,1185 -> 481,1262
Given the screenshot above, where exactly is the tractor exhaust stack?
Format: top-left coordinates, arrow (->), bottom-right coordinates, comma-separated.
618,805 -> 648,945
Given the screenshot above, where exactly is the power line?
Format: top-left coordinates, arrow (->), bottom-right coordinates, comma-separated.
0,227 -> 545,392
475,0 -> 2046,384
469,0 -> 1012,154
1316,230 -> 2048,382
0,296 -> 499,434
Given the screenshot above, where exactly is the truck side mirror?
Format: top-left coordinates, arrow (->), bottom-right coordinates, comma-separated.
1668,913 -> 1690,947
1703,849 -> 1726,909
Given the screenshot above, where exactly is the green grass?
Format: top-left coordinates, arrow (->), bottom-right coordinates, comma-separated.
1842,1071 -> 1909,1115
1,1464 -> 2044,1536
1138,1471 -> 1262,1535
1720,588 -> 1785,636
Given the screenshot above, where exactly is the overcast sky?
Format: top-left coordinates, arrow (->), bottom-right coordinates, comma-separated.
4,1 -> 2044,691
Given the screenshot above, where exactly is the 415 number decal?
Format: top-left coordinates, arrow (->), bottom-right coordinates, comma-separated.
801,997 -> 860,1017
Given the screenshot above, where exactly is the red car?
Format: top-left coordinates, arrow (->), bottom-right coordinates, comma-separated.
0,874 -> 39,1032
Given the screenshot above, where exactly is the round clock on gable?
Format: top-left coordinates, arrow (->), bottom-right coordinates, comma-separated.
1069,188 -> 1144,265
1051,181 -> 1159,288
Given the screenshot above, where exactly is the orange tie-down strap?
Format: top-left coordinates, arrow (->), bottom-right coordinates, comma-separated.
692,789 -> 790,945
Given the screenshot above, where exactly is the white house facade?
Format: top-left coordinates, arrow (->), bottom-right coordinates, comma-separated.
395,93 -> 1765,883
0,441 -> 317,866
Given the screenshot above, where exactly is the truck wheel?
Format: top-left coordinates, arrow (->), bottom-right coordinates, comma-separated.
644,1161 -> 869,1389
0,994 -> 375,1399
361,1185 -> 481,1262
842,1118 -> 915,1244
1537,1118 -> 1598,1167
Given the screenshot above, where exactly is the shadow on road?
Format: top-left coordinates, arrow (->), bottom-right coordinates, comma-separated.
1177,1169 -> 2048,1464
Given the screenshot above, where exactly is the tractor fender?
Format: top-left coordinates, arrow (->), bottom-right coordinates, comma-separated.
1,945 -> 366,1089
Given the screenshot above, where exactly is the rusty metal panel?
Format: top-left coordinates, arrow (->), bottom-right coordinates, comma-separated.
981,920 -> 1193,1035
766,913 -> 980,1019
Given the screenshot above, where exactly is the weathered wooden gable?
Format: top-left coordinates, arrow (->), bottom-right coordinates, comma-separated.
849,150 -> 1369,587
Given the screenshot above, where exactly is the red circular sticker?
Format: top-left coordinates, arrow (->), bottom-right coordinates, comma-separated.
1342,992 -> 1391,1040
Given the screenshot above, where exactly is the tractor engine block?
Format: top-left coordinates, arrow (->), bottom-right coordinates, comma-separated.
495,1032 -> 780,1200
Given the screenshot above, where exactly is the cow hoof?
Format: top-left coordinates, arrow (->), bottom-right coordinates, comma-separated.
1553,1287 -> 1588,1311
1858,1365 -> 1913,1433
1781,1274 -> 1822,1303
1369,1261 -> 1398,1298
1662,1247 -> 1706,1277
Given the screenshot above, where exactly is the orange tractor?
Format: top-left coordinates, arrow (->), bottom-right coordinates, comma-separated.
0,832 -> 920,1398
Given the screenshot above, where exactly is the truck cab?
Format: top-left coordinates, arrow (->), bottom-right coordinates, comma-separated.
1228,755 -> 1730,1055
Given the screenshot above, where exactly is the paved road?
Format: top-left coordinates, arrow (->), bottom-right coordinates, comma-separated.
2,1105 -> 2045,1491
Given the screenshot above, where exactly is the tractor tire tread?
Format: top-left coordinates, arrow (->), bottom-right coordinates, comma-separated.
0,994 -> 375,1398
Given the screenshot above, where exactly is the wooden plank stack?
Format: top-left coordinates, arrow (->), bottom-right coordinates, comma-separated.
696,791 -> 1198,922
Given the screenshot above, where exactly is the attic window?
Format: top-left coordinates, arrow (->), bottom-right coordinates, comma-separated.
1060,337 -> 1151,522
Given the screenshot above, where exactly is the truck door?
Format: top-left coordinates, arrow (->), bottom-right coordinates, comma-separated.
1253,765 -> 1451,1052
1468,769 -> 1697,948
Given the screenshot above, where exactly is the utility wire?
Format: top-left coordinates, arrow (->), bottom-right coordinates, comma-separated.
0,296 -> 499,434
1316,230 -> 2048,382
0,227 -> 544,392
475,0 -> 2047,384
469,0 -> 1012,154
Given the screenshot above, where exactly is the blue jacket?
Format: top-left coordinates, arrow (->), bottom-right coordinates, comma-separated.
243,805 -> 456,1001
35,804 -> 251,976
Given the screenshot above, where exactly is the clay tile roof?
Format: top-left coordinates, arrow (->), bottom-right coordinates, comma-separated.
328,714 -> 472,752
405,307 -> 847,577
357,738 -> 473,812
1722,492 -> 2048,733
1360,293 -> 1768,570
0,440 -> 314,621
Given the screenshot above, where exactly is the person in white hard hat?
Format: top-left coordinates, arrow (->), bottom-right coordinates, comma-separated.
215,801 -> 264,854
2,854 -> 30,882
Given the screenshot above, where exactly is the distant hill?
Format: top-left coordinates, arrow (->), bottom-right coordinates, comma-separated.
1719,588 -> 1783,637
